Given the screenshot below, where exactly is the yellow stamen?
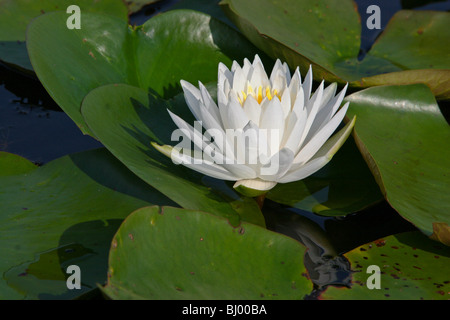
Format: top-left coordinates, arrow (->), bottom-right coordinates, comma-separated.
236,82 -> 281,106
265,86 -> 272,101
257,86 -> 263,104
241,90 -> 247,102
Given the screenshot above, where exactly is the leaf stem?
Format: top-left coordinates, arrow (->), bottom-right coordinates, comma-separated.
255,193 -> 266,210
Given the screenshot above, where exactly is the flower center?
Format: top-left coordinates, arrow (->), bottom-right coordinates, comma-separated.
237,84 -> 281,105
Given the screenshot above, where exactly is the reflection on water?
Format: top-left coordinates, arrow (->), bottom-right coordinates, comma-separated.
263,199 -> 416,297
4,243 -> 96,299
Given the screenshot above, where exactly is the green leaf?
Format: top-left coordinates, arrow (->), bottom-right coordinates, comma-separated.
27,9 -> 265,135
344,84 -> 450,245
267,137 -> 383,216
0,148 -> 175,299
81,83 -> 265,227
320,231 -> 450,300
0,151 -> 37,176
102,206 -> 313,299
0,0 -> 128,72
220,0 -> 450,99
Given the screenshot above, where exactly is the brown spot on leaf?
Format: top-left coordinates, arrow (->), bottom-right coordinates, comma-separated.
128,233 -> 134,241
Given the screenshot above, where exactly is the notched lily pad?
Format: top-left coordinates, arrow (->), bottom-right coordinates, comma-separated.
102,206 -> 313,300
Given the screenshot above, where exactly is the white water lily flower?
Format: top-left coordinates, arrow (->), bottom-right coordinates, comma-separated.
153,54 -> 356,196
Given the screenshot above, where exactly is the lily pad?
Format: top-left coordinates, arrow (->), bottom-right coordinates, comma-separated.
81,83 -> 265,227
320,231 -> 450,300
102,206 -> 313,299
27,9 -> 265,135
266,137 -> 383,216
0,0 -> 129,72
0,148 -> 174,299
344,84 -> 450,245
220,0 -> 450,99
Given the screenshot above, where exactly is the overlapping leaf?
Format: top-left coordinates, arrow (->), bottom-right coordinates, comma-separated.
0,0 -> 129,72
27,9 -> 265,135
0,148 -> 174,299
344,84 -> 450,245
220,0 -> 450,99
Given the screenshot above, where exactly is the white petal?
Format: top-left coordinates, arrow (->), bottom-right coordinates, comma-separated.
259,147 -> 294,181
291,86 -> 305,117
233,178 -> 277,192
279,115 -> 356,183
271,68 -> 287,94
280,88 -> 291,118
283,62 -> 291,86
302,65 -> 313,107
152,143 -> 238,181
319,82 -> 337,112
168,109 -> 230,164
242,58 -> 252,80
231,60 -> 240,73
222,93 -> 249,130
181,81 -> 225,134
181,79 -> 201,101
199,81 -> 222,125
277,156 -> 329,183
259,98 -> 285,155
281,106 -> 307,154
232,66 -> 246,93
289,67 -> 301,103
304,83 -> 348,143
218,62 -> 233,89
297,81 -> 324,147
269,59 -> 283,83
252,54 -> 264,69
249,61 -> 270,90
222,163 -> 257,179
293,102 -> 351,165
242,95 -> 261,125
